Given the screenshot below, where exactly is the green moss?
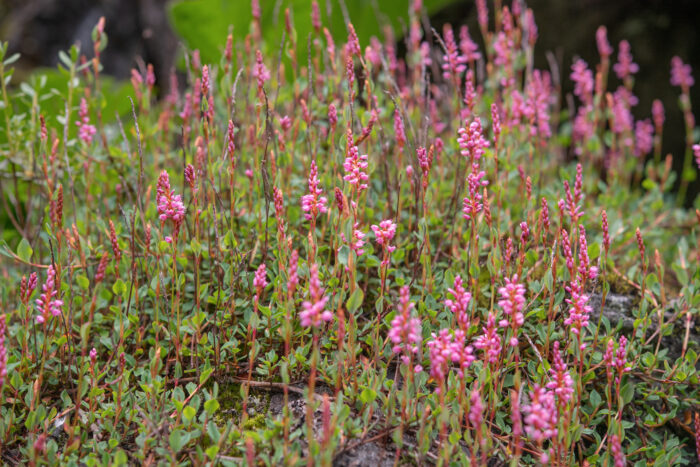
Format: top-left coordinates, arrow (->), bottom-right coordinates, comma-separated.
242,413 -> 266,430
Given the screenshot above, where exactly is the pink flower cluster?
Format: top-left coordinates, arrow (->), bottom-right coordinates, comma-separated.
35,265 -> 63,324
497,275 -> 525,347
343,145 -> 369,192
473,312 -> 502,364
371,219 -> 397,265
458,119 -> 490,164
462,169 -> 488,221
156,170 -> 186,229
75,98 -> 97,145
613,40 -> 639,80
444,275 -> 471,331
441,24 -> 466,80
604,335 -> 632,385
388,286 -> 422,368
301,160 -> 328,222
20,272 -> 38,306
253,263 -> 267,297
253,50 -> 270,90
670,56 -> 694,89
571,59 -> 593,103
523,385 -> 558,443
300,263 -> 332,328
564,282 -> 592,342
545,341 -> 574,406
426,328 -> 474,391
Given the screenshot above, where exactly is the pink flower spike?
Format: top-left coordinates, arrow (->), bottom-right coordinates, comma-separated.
445,275 -> 471,331
670,56 -> 694,89
343,145 -> 369,192
300,160 -> 328,222
35,265 -> 63,323
388,286 -> 422,365
613,40 -> 639,80
523,385 -> 558,443
469,388 -> 484,427
300,263 -> 332,328
253,263 -> 267,297
474,312 -> 502,364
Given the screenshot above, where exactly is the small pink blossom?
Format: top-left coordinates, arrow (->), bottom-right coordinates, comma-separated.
75,98 -> 96,145
523,385 -> 558,443
613,40 -> 639,80
670,56 -> 694,89
301,161 -> 328,222
388,286 -> 422,366
445,275 -> 471,331
474,312 -> 502,364
300,263 -> 332,328
35,265 -> 63,323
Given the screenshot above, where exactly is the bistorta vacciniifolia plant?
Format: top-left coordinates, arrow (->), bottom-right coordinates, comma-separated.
1,0 -> 700,465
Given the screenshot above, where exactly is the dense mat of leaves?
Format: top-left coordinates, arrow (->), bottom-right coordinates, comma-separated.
1,1 -> 699,465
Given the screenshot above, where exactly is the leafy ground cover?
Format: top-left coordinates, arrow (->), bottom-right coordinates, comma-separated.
0,1 -> 699,465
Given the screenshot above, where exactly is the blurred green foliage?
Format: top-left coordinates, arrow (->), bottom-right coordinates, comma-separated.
169,0 -> 454,65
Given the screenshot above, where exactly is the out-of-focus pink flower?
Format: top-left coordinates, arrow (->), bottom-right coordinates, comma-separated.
427,328 -> 474,391
613,40 -> 639,80
476,0 -> 488,30
545,341 -> 574,406
670,56 -> 694,89
564,282 -> 591,341
445,275 -> 471,331
497,275 -> 526,346
523,385 -> 558,443
459,25 -> 481,62
371,220 -> 397,253
462,170 -> 488,221
474,312 -> 502,364
610,434 -> 625,467
388,286 -> 422,366
75,98 -> 96,145
693,144 -> 700,169
311,0 -> 321,32
652,99 -> 665,130
253,263 -> 267,296
634,119 -> 654,158
596,26 -> 613,58
469,388 -> 483,427
300,263 -> 332,328
253,50 -> 270,89
571,59 -> 594,103
441,24 -> 466,80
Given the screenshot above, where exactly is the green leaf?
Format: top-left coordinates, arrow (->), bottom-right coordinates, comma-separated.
204,398 -> 220,415
17,238 -> 33,262
112,279 -> 126,297
346,288 -> 364,313
620,382 -> 634,405
76,274 -> 90,290
169,429 -> 183,452
359,387 -> 377,404
183,405 -> 197,422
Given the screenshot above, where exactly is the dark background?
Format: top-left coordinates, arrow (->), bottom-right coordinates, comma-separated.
1,0 -> 699,195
